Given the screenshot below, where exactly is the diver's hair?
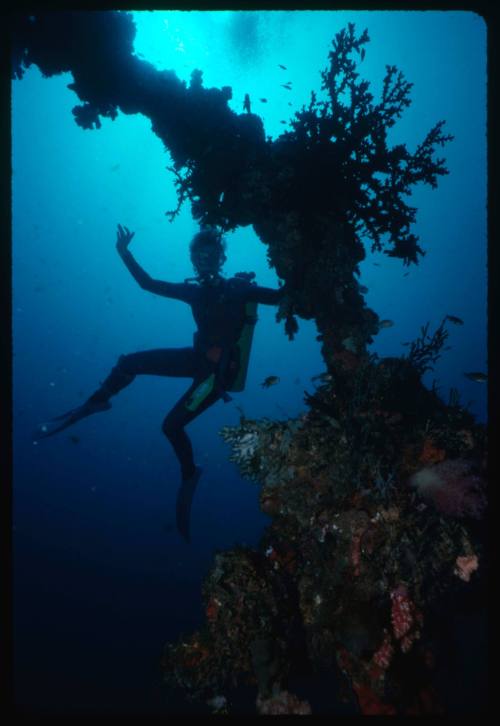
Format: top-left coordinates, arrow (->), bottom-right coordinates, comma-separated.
189,226 -> 226,256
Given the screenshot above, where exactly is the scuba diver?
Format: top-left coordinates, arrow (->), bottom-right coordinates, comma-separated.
34,224 -> 285,542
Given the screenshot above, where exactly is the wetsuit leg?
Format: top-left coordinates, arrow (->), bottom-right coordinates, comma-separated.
163,365 -> 224,542
162,366 -> 223,481
88,348 -> 198,403
34,348 -> 200,441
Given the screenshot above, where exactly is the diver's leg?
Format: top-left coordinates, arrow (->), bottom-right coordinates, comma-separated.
88,348 -> 198,404
163,371 -> 222,541
162,372 -> 221,480
35,348 -> 197,440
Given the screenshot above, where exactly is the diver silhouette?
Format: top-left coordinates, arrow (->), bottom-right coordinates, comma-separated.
34,224 -> 285,543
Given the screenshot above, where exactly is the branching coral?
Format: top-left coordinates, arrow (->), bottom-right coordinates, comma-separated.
405,318 -> 450,376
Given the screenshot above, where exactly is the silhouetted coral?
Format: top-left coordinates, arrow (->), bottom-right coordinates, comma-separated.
11,13 -> 453,359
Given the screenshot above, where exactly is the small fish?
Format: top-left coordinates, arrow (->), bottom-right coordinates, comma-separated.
403,272 -> 409,277
261,376 -> 280,388
288,102 -> 292,106
401,342 -> 410,347
373,262 -> 380,266
110,163 -> 120,172
278,64 -> 287,70
311,372 -> 333,383
358,285 -> 368,293
259,98 -> 268,103
280,120 -> 287,124
464,371 -> 487,383
281,84 -> 292,90
445,314 -> 464,325
360,48 -> 366,62
163,523 -> 175,534
69,435 -> 80,445
378,319 -> 394,329
293,377 -> 301,385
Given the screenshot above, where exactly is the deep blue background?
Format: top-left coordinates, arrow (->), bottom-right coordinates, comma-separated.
12,11 -> 486,714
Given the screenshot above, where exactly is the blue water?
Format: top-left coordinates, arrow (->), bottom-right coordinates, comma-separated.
12,10 -> 487,714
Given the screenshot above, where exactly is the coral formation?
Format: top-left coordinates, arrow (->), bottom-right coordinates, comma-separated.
164,328 -> 487,714
453,554 -> 479,582
408,458 -> 487,519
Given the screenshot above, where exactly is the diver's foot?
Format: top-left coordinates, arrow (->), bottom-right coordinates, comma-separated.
176,466 -> 203,544
33,399 -> 111,441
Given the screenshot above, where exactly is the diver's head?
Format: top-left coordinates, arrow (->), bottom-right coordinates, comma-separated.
190,227 -> 227,280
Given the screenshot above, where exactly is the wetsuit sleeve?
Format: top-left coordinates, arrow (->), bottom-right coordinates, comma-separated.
118,248 -> 195,302
245,284 -> 286,305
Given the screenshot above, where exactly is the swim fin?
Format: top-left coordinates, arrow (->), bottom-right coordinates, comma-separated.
176,466 -> 203,544
33,399 -> 111,441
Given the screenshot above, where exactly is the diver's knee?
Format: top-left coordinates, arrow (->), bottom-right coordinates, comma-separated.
162,417 -> 176,439
116,353 -> 129,369
114,353 -> 134,377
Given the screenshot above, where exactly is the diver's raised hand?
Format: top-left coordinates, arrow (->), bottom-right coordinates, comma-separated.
116,224 -> 135,253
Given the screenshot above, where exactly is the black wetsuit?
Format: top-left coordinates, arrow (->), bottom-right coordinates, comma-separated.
88,247 -> 284,480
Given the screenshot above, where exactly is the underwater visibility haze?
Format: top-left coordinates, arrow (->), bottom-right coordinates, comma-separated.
11,10 -> 487,716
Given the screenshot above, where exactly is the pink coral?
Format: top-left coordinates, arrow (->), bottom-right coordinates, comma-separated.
390,585 -> 422,652
401,633 -> 419,654
454,554 -> 479,582
373,632 -> 394,670
408,458 -> 486,519
390,585 -> 413,640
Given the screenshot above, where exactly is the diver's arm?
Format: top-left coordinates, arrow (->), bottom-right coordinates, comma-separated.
246,283 -> 287,305
116,224 -> 194,302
